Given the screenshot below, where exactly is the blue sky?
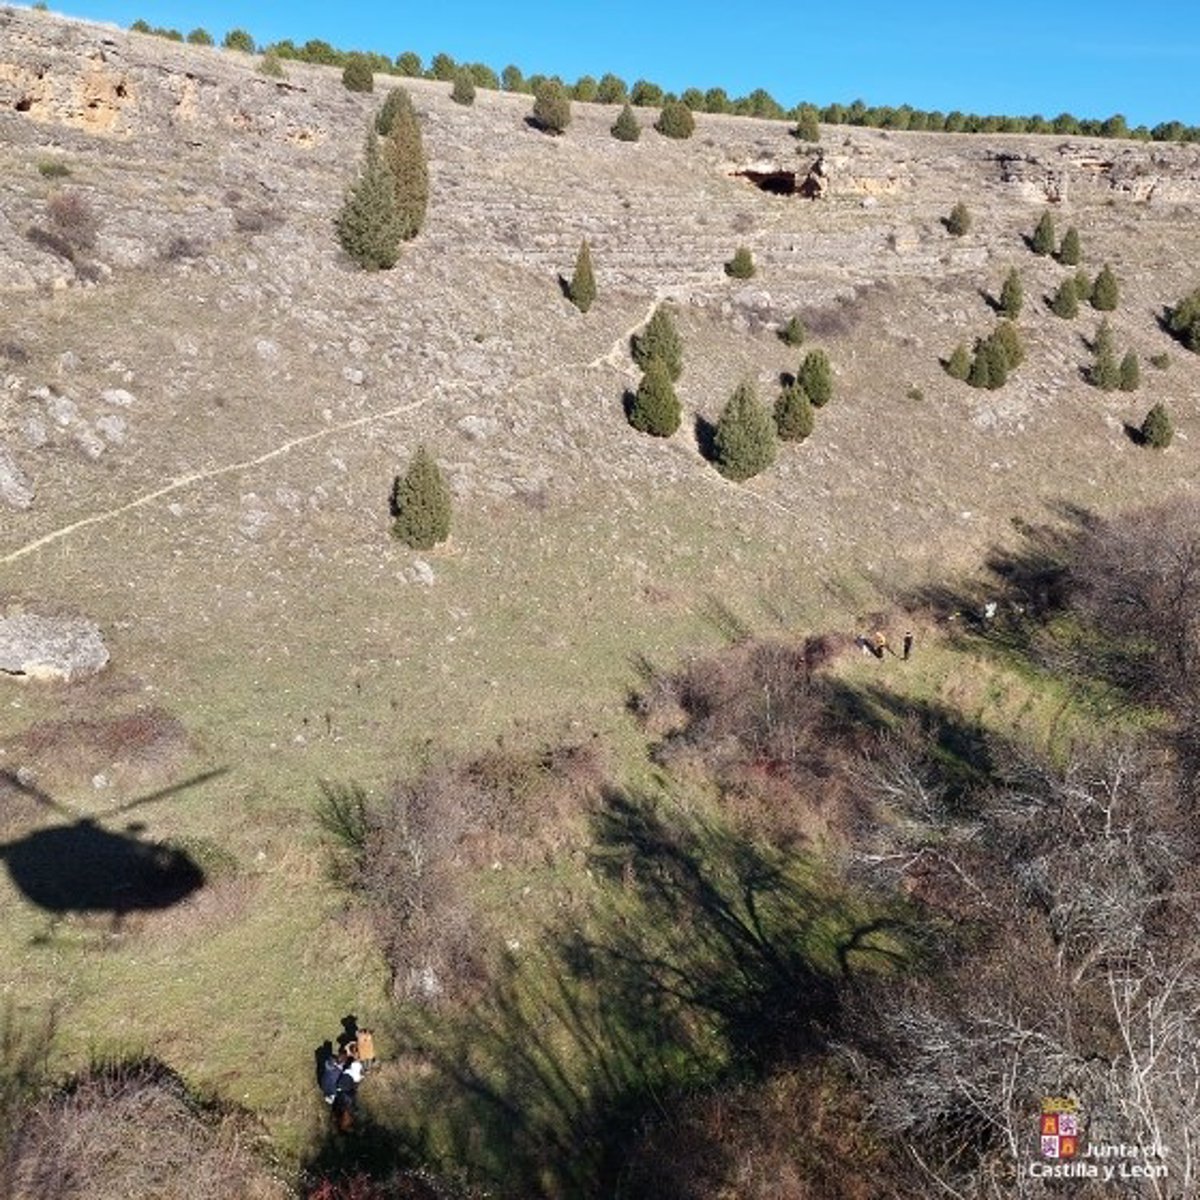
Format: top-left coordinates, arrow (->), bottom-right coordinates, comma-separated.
49,1 -> 1200,127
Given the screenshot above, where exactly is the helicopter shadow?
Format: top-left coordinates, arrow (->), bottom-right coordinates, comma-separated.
0,768 -> 227,933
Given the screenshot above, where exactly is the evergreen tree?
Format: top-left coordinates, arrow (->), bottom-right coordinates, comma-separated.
187,27 -> 213,45
946,343 -> 971,380
391,446 -> 452,549
379,90 -> 428,240
1051,279 -> 1079,318
335,130 -> 402,270
793,104 -> 820,142
1094,318 -> 1115,360
799,348 -> 833,407
983,336 -> 1009,388
725,246 -> 755,279
501,64 -> 525,92
1058,226 -> 1081,265
999,268 -> 1023,318
967,344 -> 992,389
946,201 -> 971,236
1032,210 -> 1056,255
628,359 -> 681,437
451,71 -> 476,106
429,52 -> 457,81
631,305 -> 683,380
258,51 -> 285,78
1168,286 -> 1200,350
1090,344 -> 1120,391
567,238 -> 596,313
774,382 -> 814,441
994,320 -> 1025,369
1073,269 -> 1093,303
572,75 -> 598,102
1140,402 -> 1173,449
342,54 -> 375,93
1119,351 -> 1140,391
596,73 -> 628,104
532,79 -> 571,134
630,79 -> 665,107
655,100 -> 695,139
395,51 -> 423,77
779,316 -> 806,348
715,382 -> 777,481
1091,263 -> 1119,310
611,103 -> 641,142
222,28 -> 254,52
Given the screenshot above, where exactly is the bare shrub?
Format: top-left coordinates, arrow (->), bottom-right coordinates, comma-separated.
233,206 -> 284,234
46,190 -> 98,253
637,637 -> 863,844
162,234 -> 206,261
322,744 -> 602,1003
5,1058 -> 285,1200
26,225 -> 76,262
621,1065 -> 898,1199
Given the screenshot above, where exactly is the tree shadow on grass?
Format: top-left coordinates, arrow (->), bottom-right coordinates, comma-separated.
323,789 -> 919,1198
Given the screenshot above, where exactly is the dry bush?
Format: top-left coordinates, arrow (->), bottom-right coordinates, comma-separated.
621,1065 -> 901,1199
323,743 -> 602,1004
4,1058 -> 285,1200
303,1169 -> 482,1199
45,190 -> 98,253
636,637 -> 864,844
16,708 -> 188,787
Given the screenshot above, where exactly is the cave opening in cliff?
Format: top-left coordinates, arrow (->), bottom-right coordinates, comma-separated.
735,169 -> 798,196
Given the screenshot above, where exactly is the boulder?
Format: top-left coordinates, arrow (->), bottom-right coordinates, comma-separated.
0,613 -> 109,681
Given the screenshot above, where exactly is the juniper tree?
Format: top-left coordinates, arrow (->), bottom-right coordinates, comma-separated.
1168,287 -> 1200,351
1140,403 -> 1173,449
567,238 -> 596,313
1051,279 -> 1079,318
1073,269 -> 1093,304
774,382 -> 815,441
725,246 -> 755,279
391,445 -> 452,549
993,320 -> 1025,369
532,79 -> 571,134
983,335 -> 1008,388
968,343 -> 992,388
946,201 -> 971,236
596,73 -> 628,104
779,316 -> 806,347
714,381 -> 777,481
1090,336 -> 1120,391
395,51 -> 422,77
1092,263 -> 1119,311
611,103 -> 640,142
342,54 -> 375,93
1119,352 -> 1140,392
335,130 -> 403,270
632,305 -> 683,380
999,268 -> 1023,318
223,28 -> 254,52
946,343 -> 971,380
1058,226 -> 1081,265
655,100 -> 695,139
450,71 -> 475,106
1094,318 -> 1115,360
793,104 -> 820,142
799,348 -> 833,407
1032,210 -> 1056,256
628,359 -> 681,437
378,90 -> 428,240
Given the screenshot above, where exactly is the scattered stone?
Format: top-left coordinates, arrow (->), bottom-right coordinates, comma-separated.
457,414 -> 498,441
75,427 -> 106,459
57,350 -> 80,372
45,394 -> 78,426
255,338 -> 279,360
341,366 -> 365,385
95,413 -> 127,444
21,417 -> 48,450
0,613 -> 110,681
0,445 -> 35,509
101,387 -> 135,406
409,559 -> 435,586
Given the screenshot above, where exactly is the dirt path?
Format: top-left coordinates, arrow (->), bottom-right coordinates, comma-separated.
2,299 -> 704,568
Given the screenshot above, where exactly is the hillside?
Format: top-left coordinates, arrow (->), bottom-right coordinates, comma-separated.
3,6 -> 1200,1186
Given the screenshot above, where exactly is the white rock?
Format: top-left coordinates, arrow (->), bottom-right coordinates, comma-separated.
101,387 -> 135,407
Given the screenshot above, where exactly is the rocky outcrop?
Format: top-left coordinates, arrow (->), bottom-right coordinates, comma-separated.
0,444 -> 34,509
0,613 -> 109,680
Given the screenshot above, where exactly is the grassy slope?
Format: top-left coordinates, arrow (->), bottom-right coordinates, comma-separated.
1,13 -> 1199,1168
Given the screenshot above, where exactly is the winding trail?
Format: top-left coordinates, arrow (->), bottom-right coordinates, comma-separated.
2,295 -> 690,568
0,394 -> 437,567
